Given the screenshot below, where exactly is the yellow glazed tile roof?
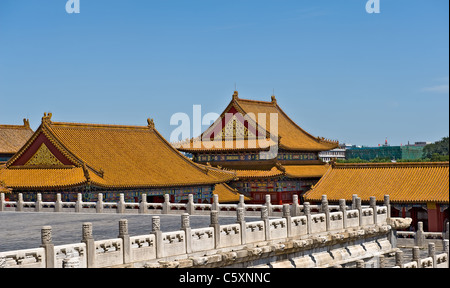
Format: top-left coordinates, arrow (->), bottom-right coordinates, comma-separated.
283,164 -> 329,178
0,167 -> 94,189
1,115 -> 234,190
304,162 -> 449,204
211,163 -> 327,179
0,120 -> 34,154
234,96 -> 339,151
213,183 -> 250,203
199,164 -> 237,180
233,166 -> 284,179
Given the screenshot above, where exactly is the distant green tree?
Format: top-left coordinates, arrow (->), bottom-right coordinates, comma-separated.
370,157 -> 392,163
336,157 -> 369,163
430,153 -> 449,162
422,137 -> 449,159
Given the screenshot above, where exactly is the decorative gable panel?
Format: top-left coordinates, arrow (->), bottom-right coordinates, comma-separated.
25,143 -> 64,166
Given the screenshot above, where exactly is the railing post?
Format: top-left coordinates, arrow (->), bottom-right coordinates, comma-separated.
118,219 -> 131,265
265,194 -> 272,216
378,254 -> 385,268
96,193 -> 103,214
0,193 -> 4,212
339,199 -> 347,229
352,194 -> 358,210
355,197 -> 362,227
212,194 -> 219,212
283,204 -> 292,238
237,207 -> 246,245
16,193 -> 23,212
356,259 -> 365,268
415,222 -> 425,247
444,239 -> 449,266
237,194 -> 245,210
182,213 -> 192,253
82,222 -> 95,268
55,193 -> 62,212
412,246 -> 420,266
35,193 -> 43,212
117,193 -> 125,214
75,193 -> 83,213
152,216 -> 163,258
210,210 -> 220,249
321,195 -> 330,231
395,250 -> 404,268
161,194 -> 169,214
139,193 -> 148,214
303,202 -> 312,235
292,194 -> 300,216
187,194 -> 195,215
41,226 -> 55,268
384,195 -> 391,219
261,206 -> 270,241
428,242 -> 436,268
378,255 -> 386,268
370,196 -> 377,225
445,222 -> 449,240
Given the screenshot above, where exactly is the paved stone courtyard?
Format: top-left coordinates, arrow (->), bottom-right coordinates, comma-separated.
0,212 -> 260,252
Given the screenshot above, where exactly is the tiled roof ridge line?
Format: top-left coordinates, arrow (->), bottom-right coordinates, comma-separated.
50,121 -> 151,131
333,162 -> 449,169
0,119 -> 32,130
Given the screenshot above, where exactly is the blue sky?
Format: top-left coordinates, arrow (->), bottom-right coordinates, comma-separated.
0,0 -> 448,146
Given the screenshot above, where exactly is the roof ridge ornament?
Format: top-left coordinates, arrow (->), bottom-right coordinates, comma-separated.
275,162 -> 286,173
82,162 -> 91,182
147,118 -> 155,130
232,90 -> 239,100
42,112 -> 52,124
23,118 -> 30,129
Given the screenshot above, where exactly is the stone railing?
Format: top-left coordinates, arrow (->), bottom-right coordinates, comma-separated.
386,242 -> 449,268
0,193 -> 391,219
397,222 -> 449,249
0,198 -> 392,268
325,240 -> 449,268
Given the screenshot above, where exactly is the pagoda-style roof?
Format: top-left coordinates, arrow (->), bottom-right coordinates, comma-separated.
175,91 -> 338,153
304,162 -> 449,204
0,113 -> 235,190
0,119 -> 34,155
